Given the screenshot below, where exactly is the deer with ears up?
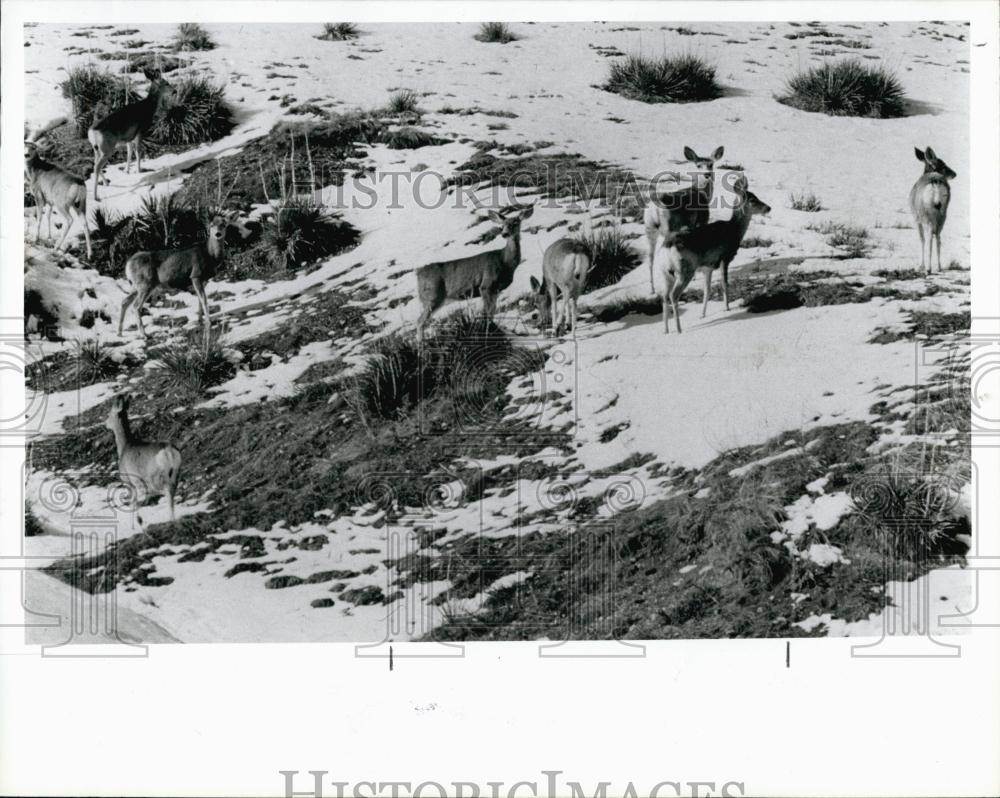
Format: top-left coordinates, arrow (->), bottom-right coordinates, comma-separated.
660,174 -> 771,334
415,204 -> 534,341
88,71 -> 176,201
910,146 -> 956,274
105,394 -> 182,521
643,146 -> 724,294
24,117 -> 93,258
118,212 -> 236,350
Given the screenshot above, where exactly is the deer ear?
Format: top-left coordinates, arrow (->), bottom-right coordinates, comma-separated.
486,211 -> 504,224
683,146 -> 698,162
520,205 -> 534,220
924,146 -> 937,162
914,147 -> 925,162
530,276 -> 540,291
712,146 -> 724,161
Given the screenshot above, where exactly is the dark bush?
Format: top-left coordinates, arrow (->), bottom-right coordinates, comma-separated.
263,200 -> 361,270
151,76 -> 235,145
475,22 -> 519,43
778,60 -> 906,118
173,23 -> 216,51
318,23 -> 360,41
60,64 -> 136,136
604,53 -> 720,104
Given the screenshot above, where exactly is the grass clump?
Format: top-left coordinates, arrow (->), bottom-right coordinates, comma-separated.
263,200 -> 361,270
379,127 -> 446,149
173,23 -> 216,51
603,53 -> 721,104
826,224 -> 871,258
151,333 -> 236,398
474,22 -> 519,43
318,23 -> 360,41
789,191 -> 823,212
778,59 -> 906,118
151,75 -> 234,145
575,225 -> 641,291
385,89 -> 419,114
60,64 -> 136,136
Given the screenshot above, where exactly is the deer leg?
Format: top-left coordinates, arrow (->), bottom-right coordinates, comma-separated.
34,203 -> 43,243
135,137 -> 144,173
916,223 -> 926,272
93,150 -> 111,199
570,297 -> 578,338
191,278 -> 211,349
721,261 -> 730,311
662,271 -> 674,335
935,232 -> 943,273
46,205 -> 54,243
132,286 -> 152,339
701,268 -> 712,318
118,292 -> 137,336
79,206 -> 92,259
124,142 -> 133,175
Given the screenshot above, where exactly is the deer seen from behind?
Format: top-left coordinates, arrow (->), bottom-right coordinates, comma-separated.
660,175 -> 771,334
88,72 -> 176,201
643,145 -> 724,294
118,213 -> 234,350
910,146 -> 956,274
105,394 -> 182,521
415,204 -> 534,341
24,117 -> 92,258
531,237 -> 591,337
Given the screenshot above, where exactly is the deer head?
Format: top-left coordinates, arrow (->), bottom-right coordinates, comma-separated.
915,147 -> 957,180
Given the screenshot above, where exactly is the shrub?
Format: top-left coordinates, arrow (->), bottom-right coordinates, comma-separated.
603,53 -> 720,104
263,199 -> 361,270
25,504 -> 45,537
789,191 -> 823,212
151,76 -> 234,145
318,23 -> 360,41
152,332 -> 236,397
475,22 -> 519,43
778,60 -> 906,118
379,127 -> 445,149
76,340 -> 120,383
575,225 -> 641,291
173,23 -> 216,52
826,224 -> 870,258
60,64 -> 136,136
118,52 -> 183,74
385,89 -> 419,114
740,236 -> 773,248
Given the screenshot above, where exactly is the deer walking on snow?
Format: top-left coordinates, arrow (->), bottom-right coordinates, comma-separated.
531,238 -> 591,337
88,72 -> 176,201
24,117 -> 92,258
415,204 -> 534,341
643,146 -> 724,294
910,146 -> 956,274
118,213 -> 233,349
105,394 -> 182,521
660,174 -> 770,334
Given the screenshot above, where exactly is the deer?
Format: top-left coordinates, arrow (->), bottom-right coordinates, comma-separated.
660,174 -> 770,334
643,146 -> 724,294
530,237 -> 591,337
88,72 -> 176,201
415,204 -> 534,341
118,213 -> 234,350
910,146 -> 956,274
24,117 -> 93,258
105,394 -> 182,521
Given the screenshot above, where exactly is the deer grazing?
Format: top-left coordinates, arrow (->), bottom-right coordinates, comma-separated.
105,394 -> 182,521
118,213 -> 233,349
643,146 -> 724,294
24,117 -> 92,258
415,204 -> 534,340
88,72 -> 176,201
660,174 -> 770,334
910,146 -> 956,274
530,238 -> 591,337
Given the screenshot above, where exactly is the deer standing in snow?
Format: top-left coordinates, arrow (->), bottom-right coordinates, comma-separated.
910,146 -> 956,274
531,237 -> 591,337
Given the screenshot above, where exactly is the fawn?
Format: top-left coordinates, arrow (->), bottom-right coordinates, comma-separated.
531,237 -> 591,337
415,204 -> 534,340
119,213 -> 233,349
24,117 -> 92,258
105,394 -> 182,520
643,146 -> 724,293
660,175 -> 770,334
88,73 -> 176,201
910,146 -> 956,274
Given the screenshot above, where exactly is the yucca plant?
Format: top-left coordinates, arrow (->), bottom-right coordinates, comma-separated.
60,64 -> 136,135
153,331 -> 236,397
604,53 -> 721,103
475,22 -> 519,43
778,60 -> 906,118
173,22 -> 216,51
318,22 -> 360,41
151,76 -> 234,145
575,224 -> 641,291
263,199 -> 361,270
385,89 -> 420,114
